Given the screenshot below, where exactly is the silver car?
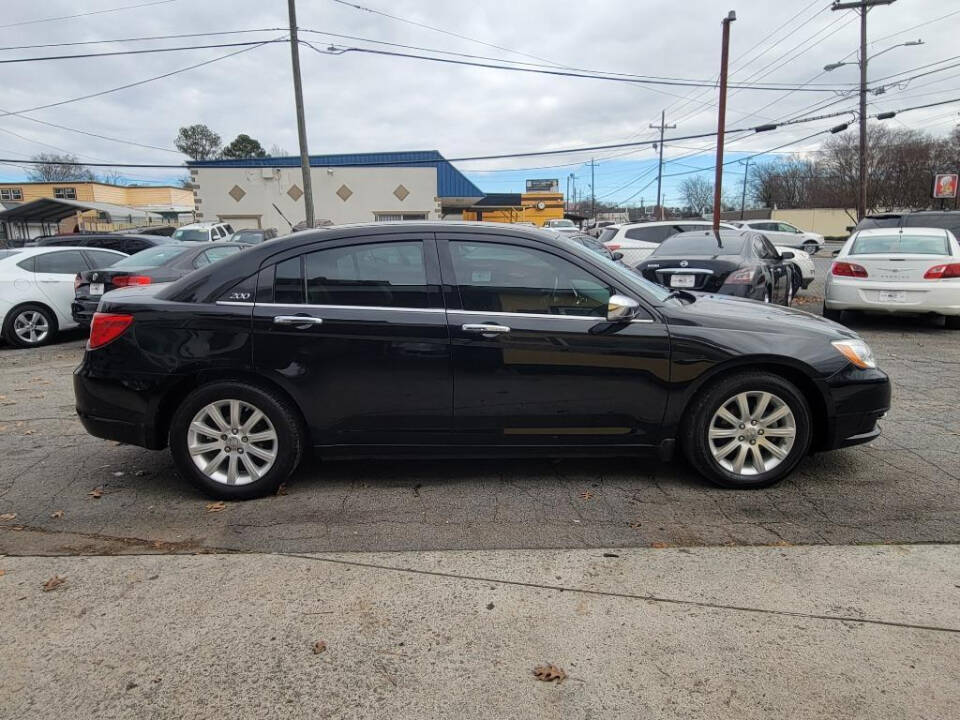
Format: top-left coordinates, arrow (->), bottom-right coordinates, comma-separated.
733,220 -> 824,254
824,227 -> 960,329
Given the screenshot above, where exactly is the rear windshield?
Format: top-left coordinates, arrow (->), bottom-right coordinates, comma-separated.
598,228 -> 619,244
851,234 -> 950,256
172,228 -> 209,242
854,217 -> 900,232
111,245 -> 187,268
656,233 -> 746,255
0,249 -> 21,260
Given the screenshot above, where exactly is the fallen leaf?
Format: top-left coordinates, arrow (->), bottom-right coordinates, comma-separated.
50,510 -> 64,519
88,488 -> 103,499
650,541 -> 670,549
629,521 -> 642,529
205,501 -> 226,513
313,640 -> 327,654
578,491 -> 594,500
533,664 -> 566,683
42,575 -> 66,592
23,429 -> 35,436
276,483 -> 288,496
0,513 -> 16,521
0,569 -> 6,577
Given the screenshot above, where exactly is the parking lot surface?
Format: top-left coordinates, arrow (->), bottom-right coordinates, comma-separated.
2,252 -> 958,555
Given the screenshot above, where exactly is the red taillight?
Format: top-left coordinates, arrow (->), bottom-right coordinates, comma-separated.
88,312 -> 133,350
113,275 -> 152,287
724,267 -> 755,284
605,243 -> 621,251
832,261 -> 869,278
924,263 -> 960,279
74,273 -> 82,292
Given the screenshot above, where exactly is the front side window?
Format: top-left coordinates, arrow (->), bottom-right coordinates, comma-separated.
304,241 -> 428,307
53,187 -> 77,200
449,241 -> 612,317
34,250 -> 87,274
0,187 -> 22,201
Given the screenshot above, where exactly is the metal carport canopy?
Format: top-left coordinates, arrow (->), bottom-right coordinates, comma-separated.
0,197 -> 162,222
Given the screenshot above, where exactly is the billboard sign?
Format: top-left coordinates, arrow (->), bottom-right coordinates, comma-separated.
526,178 -> 559,193
933,173 -> 958,199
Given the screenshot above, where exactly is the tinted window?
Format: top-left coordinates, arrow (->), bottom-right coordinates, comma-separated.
624,226 -> 677,244
84,250 -> 125,269
85,236 -> 124,252
275,257 -> 303,304
303,241 -> 428,308
450,241 -> 612,317
854,216 -> 900,231
776,223 -> 799,233
16,256 -> 35,272
850,234 -> 949,256
172,228 -> 210,242
224,224 -> 234,234
754,235 -> 778,259
233,230 -> 264,244
902,213 -> 960,237
598,228 -> 619,244
111,245 -> 187,269
34,250 -> 88,274
656,233 -> 745,256
122,238 -> 151,254
194,246 -> 241,267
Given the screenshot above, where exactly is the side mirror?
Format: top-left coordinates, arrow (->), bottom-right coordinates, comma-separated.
611,251 -> 624,261
780,251 -> 795,260
607,294 -> 639,322
832,249 -> 841,257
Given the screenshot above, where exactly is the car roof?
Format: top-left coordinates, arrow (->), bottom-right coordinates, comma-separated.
615,220 -> 737,229
177,222 -> 229,229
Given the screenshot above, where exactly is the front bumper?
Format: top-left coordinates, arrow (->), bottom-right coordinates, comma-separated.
821,367 -> 891,450
825,278 -> 960,315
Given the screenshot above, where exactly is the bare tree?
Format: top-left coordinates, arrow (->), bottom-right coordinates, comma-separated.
26,153 -> 95,182
268,144 -> 290,157
98,169 -> 126,185
679,176 -> 714,214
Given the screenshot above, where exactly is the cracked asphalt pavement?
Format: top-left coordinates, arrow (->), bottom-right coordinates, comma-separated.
2,252 -> 958,555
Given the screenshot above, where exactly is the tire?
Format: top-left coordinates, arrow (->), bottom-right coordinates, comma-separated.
822,306 -> 843,322
784,278 -> 794,306
2,303 -> 58,348
169,381 -> 305,500
945,315 -> 960,330
803,240 -> 819,255
762,286 -> 772,304
682,371 -> 812,489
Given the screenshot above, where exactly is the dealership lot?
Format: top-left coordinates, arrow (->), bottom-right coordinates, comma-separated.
1,253 -> 958,555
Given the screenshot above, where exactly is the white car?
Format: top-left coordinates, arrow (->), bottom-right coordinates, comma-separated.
542,218 -> 580,235
775,245 -> 815,290
824,227 -> 960,329
600,221 -> 738,267
172,221 -> 235,243
0,246 -> 127,347
733,220 -> 824,254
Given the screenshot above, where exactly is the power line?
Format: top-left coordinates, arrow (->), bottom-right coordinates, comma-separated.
0,29 -> 285,52
0,0 -> 177,29
0,39 -> 289,65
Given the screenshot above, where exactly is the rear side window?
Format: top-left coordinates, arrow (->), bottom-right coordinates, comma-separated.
304,241 -> 428,307
598,228 -> 619,244
194,246 -> 241,268
34,250 -> 88,274
624,226 -> 677,244
84,249 -> 125,269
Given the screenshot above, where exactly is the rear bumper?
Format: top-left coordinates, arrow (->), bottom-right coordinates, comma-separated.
825,278 -> 960,315
71,299 -> 99,327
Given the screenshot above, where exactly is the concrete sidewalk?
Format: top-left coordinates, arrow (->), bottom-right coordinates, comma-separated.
2,545 -> 958,719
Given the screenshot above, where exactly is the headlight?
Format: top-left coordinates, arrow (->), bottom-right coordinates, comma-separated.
832,339 -> 876,369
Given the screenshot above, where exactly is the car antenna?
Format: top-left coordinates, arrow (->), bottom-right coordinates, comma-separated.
272,203 -> 295,231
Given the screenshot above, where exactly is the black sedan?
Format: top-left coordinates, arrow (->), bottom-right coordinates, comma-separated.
73,222 -> 890,499
33,233 -> 176,256
637,230 -> 797,305
71,242 -> 244,327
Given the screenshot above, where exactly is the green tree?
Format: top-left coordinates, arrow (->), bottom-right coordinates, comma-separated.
175,124 -> 221,160
221,134 -> 267,159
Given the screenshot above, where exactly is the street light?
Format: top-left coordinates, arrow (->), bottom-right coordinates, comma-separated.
822,39 -> 923,72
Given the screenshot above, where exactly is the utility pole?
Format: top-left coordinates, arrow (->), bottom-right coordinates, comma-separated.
565,174 -> 571,212
831,0 -> 896,222
590,158 -> 596,222
713,11 -> 736,232
739,158 -> 751,220
287,0 -> 315,228
650,110 -> 676,221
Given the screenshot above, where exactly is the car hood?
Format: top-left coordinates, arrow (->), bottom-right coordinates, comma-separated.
666,292 -> 857,339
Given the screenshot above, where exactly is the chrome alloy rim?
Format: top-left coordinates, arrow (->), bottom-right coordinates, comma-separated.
708,391 -> 796,476
187,399 -> 278,485
14,310 -> 49,344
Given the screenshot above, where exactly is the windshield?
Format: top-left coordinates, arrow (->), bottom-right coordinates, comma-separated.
548,219 -> 575,228
655,233 -> 746,255
111,245 -> 187,268
851,234 -> 949,256
172,228 -> 209,242
598,228 -> 619,244
555,235 -> 671,302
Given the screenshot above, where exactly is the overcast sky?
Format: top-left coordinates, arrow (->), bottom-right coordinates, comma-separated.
1,0 -> 957,206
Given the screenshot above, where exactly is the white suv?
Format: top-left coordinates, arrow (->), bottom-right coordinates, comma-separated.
172,222 -> 234,243
599,220 -> 738,267
731,220 -> 823,254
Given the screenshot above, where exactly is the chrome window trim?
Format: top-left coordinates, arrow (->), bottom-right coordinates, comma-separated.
453,309 -> 599,321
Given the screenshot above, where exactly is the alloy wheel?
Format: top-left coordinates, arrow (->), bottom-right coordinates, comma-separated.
13,310 -> 50,345
708,391 -> 796,476
187,399 -> 278,486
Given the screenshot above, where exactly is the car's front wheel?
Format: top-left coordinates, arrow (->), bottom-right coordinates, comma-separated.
803,240 -> 819,255
683,372 -> 812,489
169,381 -> 305,499
3,303 -> 57,348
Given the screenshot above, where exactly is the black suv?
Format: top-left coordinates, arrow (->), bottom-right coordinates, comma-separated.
854,211 -> 960,236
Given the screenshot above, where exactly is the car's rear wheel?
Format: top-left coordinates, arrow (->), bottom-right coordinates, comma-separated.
784,278 -> 794,306
169,381 -> 304,499
762,286 -> 772,303
683,372 -> 812,489
822,305 -> 843,322
945,315 -> 960,330
3,304 -> 57,348
803,240 -> 819,255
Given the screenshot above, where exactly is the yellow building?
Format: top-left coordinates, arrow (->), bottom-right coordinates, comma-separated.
461,192 -> 565,227
0,181 -> 193,233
